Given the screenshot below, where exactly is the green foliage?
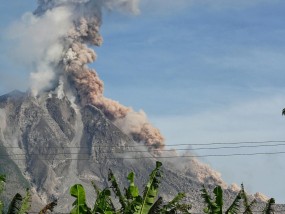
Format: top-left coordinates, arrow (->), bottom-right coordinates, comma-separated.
225,191 -> 241,214
6,189 -> 31,214
136,161 -> 163,214
18,189 -> 31,214
118,161 -> 190,214
92,183 -> 115,214
108,170 -> 127,210
123,172 -> 142,214
160,193 -> 191,214
7,193 -> 23,214
126,172 -> 139,199
68,161 -> 190,214
201,186 -> 219,214
263,198 -> 275,214
213,186 -> 223,214
148,197 -> 163,214
3,162 -> 279,214
202,185 -> 243,214
241,184 -> 256,214
70,184 -> 91,214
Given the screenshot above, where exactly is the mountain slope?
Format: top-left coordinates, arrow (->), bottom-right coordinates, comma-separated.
0,90 -> 277,213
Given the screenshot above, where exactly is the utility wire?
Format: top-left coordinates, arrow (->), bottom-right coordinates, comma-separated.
1,142 -> 285,157
2,151 -> 285,161
2,140 -> 285,149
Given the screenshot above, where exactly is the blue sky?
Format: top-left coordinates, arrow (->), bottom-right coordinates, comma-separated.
1,0 -> 285,202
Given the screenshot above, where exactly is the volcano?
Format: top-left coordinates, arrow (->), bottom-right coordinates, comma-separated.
0,0 -> 280,213
0,89 -> 274,213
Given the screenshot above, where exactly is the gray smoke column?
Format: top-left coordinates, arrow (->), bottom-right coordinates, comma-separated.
32,0 -> 164,149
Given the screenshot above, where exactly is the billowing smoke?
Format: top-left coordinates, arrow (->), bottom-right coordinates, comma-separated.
11,0 -> 164,149
114,111 -> 164,148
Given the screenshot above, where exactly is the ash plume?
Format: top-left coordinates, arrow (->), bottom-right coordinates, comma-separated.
16,0 -> 164,149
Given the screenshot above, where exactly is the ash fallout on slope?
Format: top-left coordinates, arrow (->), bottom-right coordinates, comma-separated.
18,0 -> 165,149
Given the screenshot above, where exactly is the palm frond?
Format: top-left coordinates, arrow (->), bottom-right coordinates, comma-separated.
201,185 -> 217,213
162,193 -> 186,212
93,188 -> 115,214
108,169 -> 127,210
148,197 -> 163,214
175,203 -> 192,214
213,186 -> 223,214
138,161 -> 163,214
241,184 -> 256,214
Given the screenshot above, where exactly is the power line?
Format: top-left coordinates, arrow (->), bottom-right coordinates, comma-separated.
108,151 -> 285,160
2,151 -> 285,161
1,142 -> 285,157
2,140 -> 285,149
104,143 -> 285,153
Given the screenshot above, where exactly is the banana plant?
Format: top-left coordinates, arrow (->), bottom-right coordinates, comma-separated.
0,176 -> 31,214
109,161 -> 190,214
108,170 -> 127,211
201,185 -> 222,214
7,189 -> 31,214
70,162 -> 191,214
201,185 -> 242,214
108,162 -> 163,214
70,182 -> 116,214
137,161 -> 163,214
158,193 -> 191,214
70,184 -> 91,214
241,184 -> 256,214
92,182 -> 115,214
225,191 -> 241,214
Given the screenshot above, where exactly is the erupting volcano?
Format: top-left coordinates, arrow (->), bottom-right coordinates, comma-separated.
25,0 -> 165,149
0,0 -> 268,213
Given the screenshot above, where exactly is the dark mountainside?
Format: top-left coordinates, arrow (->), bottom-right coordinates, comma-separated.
0,90 -> 279,213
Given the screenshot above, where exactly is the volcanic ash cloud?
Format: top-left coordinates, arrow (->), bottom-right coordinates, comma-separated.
12,0 -> 164,149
